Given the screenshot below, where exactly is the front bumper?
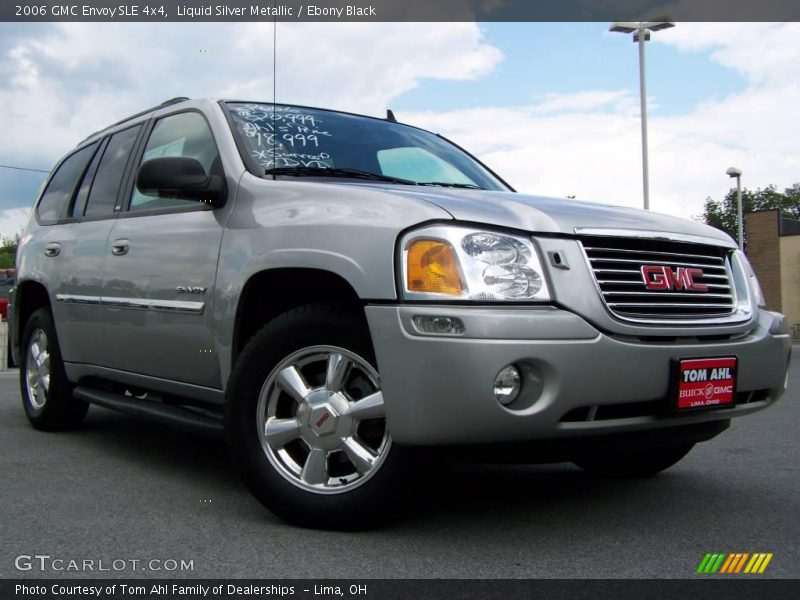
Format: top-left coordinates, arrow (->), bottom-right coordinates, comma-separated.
365,305 -> 791,446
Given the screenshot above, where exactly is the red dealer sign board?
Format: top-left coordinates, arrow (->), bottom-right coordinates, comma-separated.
676,357 -> 737,410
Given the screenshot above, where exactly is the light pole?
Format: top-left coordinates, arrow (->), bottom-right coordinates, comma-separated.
727,167 -> 744,250
609,20 -> 675,211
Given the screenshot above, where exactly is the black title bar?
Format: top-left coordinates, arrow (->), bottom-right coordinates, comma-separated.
2,0 -> 799,22
3,579 -> 800,600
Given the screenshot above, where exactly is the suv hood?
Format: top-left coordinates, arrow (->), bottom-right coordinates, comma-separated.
378,186 -> 734,245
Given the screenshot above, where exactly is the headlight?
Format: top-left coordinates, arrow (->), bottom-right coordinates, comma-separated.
735,250 -> 766,308
400,226 -> 551,301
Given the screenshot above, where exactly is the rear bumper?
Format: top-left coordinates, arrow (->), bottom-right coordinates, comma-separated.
365,305 -> 791,446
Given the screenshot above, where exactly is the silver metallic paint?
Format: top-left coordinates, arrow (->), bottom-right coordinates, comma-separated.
14,97 -> 791,447
366,306 -> 790,445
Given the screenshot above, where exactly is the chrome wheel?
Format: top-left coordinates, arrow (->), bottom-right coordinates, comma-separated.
257,345 -> 390,495
25,328 -> 51,411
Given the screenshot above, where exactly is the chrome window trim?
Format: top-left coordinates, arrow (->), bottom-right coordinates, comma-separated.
56,294 -> 204,314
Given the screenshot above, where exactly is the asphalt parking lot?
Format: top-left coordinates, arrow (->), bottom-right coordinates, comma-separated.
1,349 -> 798,579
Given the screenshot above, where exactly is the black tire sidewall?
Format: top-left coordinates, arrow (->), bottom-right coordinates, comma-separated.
225,304 -> 410,529
20,307 -> 86,428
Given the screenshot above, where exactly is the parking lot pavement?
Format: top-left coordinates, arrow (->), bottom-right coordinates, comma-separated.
1,351 -> 798,579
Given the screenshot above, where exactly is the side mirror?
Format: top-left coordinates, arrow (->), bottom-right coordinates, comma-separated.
136,157 -> 226,207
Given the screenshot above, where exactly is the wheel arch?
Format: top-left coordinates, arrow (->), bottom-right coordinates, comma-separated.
11,279 -> 52,365
231,267 -> 366,374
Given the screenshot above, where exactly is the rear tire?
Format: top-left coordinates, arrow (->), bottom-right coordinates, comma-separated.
226,303 -> 413,530
20,308 -> 88,431
574,443 -> 694,478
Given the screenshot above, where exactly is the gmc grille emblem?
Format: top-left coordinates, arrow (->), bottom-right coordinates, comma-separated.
641,265 -> 708,292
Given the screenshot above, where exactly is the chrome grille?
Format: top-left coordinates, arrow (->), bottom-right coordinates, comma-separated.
578,236 -> 736,322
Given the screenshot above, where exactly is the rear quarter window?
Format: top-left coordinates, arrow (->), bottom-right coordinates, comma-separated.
83,125 -> 141,217
37,143 -> 99,223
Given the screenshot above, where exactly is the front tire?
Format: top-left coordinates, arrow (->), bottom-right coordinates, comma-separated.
573,443 -> 694,478
226,303 -> 412,530
20,307 -> 88,430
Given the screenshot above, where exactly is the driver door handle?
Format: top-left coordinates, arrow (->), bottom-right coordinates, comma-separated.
111,239 -> 130,256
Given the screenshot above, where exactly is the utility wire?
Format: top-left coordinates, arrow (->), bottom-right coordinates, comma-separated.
0,164 -> 49,174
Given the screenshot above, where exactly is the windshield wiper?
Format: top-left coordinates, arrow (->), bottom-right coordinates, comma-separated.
418,182 -> 484,190
265,166 -> 416,185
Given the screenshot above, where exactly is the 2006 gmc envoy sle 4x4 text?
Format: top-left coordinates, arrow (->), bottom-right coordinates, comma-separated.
10,97 -> 791,529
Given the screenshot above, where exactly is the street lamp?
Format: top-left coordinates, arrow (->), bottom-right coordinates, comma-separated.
726,167 -> 744,250
610,20 -> 675,211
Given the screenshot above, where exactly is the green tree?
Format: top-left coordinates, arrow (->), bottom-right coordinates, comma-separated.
0,234 -> 19,269
701,184 -> 800,240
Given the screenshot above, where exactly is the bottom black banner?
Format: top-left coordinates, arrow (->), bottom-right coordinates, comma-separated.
2,579 -> 798,600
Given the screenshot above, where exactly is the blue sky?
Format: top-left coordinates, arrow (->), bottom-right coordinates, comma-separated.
393,23 -> 743,116
0,22 -> 797,237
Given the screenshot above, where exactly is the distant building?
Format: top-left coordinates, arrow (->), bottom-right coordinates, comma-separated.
745,209 -> 800,338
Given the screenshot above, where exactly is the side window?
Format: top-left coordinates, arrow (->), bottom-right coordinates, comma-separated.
82,125 -> 142,218
130,112 -> 220,212
37,142 -> 98,223
71,138 -> 107,218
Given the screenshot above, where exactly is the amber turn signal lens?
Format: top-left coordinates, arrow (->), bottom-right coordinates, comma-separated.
406,239 -> 464,295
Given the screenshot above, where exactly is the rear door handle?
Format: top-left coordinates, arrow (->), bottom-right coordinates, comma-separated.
111,239 -> 130,256
44,243 -> 61,257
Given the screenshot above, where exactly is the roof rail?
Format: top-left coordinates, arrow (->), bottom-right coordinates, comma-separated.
82,96 -> 191,142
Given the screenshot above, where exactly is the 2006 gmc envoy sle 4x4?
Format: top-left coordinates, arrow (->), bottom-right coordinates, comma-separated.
11,97 -> 791,529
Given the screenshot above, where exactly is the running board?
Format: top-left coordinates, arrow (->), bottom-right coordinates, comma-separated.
73,386 -> 224,438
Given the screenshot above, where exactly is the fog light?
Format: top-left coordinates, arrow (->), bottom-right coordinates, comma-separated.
412,315 -> 465,336
494,365 -> 521,405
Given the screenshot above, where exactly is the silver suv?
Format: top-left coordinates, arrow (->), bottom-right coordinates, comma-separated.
11,97 -> 791,528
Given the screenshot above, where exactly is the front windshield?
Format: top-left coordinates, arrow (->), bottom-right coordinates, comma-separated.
226,102 -> 508,191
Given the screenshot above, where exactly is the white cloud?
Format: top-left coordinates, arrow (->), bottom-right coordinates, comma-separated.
0,22 -> 501,166
0,208 -> 31,239
656,23 -> 800,86
403,105 -> 648,205
1,21 -> 798,239
402,23 -> 800,220
0,21 -> 501,237
529,90 -> 638,115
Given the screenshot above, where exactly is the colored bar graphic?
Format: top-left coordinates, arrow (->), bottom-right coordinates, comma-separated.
697,553 -> 727,573
709,553 -> 721,573
719,554 -> 736,573
710,554 -> 726,573
697,554 -> 712,574
697,552 -> 772,574
744,554 -> 759,573
751,554 -> 767,573
758,554 -> 773,573
734,553 -> 749,573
